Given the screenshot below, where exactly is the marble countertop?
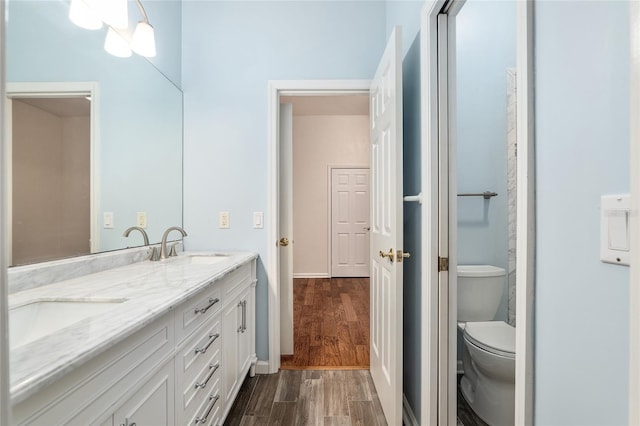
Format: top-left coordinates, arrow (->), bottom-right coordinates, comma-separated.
9,251 -> 258,405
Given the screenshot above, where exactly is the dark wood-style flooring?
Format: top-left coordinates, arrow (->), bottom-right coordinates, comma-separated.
281,278 -> 370,369
224,370 -> 387,425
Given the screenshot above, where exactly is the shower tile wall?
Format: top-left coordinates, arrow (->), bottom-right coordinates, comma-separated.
507,68 -> 517,327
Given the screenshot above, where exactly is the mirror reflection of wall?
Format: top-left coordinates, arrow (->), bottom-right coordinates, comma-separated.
455,0 -> 516,322
11,97 -> 90,265
6,0 -> 183,266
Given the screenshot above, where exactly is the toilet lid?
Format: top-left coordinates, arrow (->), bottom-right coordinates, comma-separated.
464,321 -> 515,356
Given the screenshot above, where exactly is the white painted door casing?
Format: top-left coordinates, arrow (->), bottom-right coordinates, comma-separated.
331,168 -> 371,277
369,26 -> 404,426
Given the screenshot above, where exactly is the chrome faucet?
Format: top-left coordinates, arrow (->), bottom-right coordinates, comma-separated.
123,226 -> 150,246
160,226 -> 187,259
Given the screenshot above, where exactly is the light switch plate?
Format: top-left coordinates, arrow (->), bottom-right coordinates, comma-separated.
103,212 -> 114,229
253,212 -> 264,229
219,211 -> 230,229
600,194 -> 631,266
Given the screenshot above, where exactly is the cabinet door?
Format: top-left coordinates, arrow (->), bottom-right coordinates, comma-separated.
221,296 -> 241,404
112,360 -> 175,426
237,288 -> 251,376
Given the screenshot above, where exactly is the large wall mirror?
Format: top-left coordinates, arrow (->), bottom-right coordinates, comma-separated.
5,0 -> 183,266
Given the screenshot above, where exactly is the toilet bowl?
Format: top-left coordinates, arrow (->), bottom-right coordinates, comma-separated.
457,265 -> 515,426
460,321 -> 515,426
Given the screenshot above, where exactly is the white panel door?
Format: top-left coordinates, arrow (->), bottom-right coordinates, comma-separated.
369,26 -> 404,425
279,103 -> 294,356
331,168 -> 370,277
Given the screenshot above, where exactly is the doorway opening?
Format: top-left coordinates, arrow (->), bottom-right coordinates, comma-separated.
277,95 -> 372,370
421,1 -> 534,424
5,82 -> 98,266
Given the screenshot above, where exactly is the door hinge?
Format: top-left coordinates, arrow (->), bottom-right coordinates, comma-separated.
438,256 -> 449,272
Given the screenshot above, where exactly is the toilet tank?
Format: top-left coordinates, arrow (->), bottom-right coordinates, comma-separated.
457,265 -> 506,322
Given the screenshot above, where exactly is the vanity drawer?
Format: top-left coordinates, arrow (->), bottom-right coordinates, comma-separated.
177,284 -> 222,343
176,315 -> 222,425
188,377 -> 222,426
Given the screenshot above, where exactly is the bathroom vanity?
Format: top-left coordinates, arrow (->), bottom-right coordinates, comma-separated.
8,251 -> 257,426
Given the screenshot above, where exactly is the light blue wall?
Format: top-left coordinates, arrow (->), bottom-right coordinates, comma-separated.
385,1 -> 423,56
7,0 -> 183,252
401,35 -> 423,422
144,0 -> 182,87
455,0 -> 515,322
181,1 -> 387,361
534,1 -> 630,424
385,0 -> 423,420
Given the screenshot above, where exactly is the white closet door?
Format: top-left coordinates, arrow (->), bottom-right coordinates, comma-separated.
331,168 -> 370,277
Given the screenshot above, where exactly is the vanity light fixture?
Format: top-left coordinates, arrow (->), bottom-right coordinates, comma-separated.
69,0 -> 156,59
68,0 -> 103,30
94,0 -> 128,30
104,27 -> 132,58
130,0 -> 156,58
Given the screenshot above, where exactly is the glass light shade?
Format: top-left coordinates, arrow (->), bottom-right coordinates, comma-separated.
95,0 -> 128,29
69,0 -> 103,30
131,21 -> 156,57
104,27 -> 132,58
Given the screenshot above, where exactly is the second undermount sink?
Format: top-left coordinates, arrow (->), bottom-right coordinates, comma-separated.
10,299 -> 126,349
186,253 -> 232,265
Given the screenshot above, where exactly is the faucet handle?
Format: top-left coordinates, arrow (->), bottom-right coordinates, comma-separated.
169,243 -> 179,257
149,246 -> 160,261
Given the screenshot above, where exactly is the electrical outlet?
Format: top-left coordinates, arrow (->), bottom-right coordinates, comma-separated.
103,212 -> 114,229
219,211 -> 230,229
136,212 -> 147,228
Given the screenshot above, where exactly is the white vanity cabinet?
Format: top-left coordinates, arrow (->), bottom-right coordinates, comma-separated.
12,314 -> 176,426
11,257 -> 257,426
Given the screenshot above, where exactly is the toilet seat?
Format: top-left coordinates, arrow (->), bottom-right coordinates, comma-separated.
464,321 -> 515,358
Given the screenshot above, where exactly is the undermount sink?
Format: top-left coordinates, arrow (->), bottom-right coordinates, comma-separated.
10,299 -> 126,349
186,253 -> 232,265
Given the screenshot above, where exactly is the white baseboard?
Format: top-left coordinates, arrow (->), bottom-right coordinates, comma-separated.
293,273 -> 330,279
403,393 -> 419,426
255,360 -> 270,375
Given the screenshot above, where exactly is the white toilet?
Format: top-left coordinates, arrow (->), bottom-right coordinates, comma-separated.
457,265 -> 515,426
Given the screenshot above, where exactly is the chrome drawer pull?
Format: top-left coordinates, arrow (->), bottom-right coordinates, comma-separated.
194,297 -> 220,315
242,300 -> 247,333
195,394 -> 220,424
195,332 -> 220,355
237,301 -> 243,333
195,363 -> 220,389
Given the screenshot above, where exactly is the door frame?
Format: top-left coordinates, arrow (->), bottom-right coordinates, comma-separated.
266,80 -> 371,374
629,2 -> 640,423
327,165 -> 370,278
420,0 -> 535,424
4,81 -> 100,262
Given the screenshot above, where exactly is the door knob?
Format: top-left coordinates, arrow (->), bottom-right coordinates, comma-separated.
397,250 -> 411,263
363,226 -> 371,231
279,237 -> 290,247
379,248 -> 394,262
